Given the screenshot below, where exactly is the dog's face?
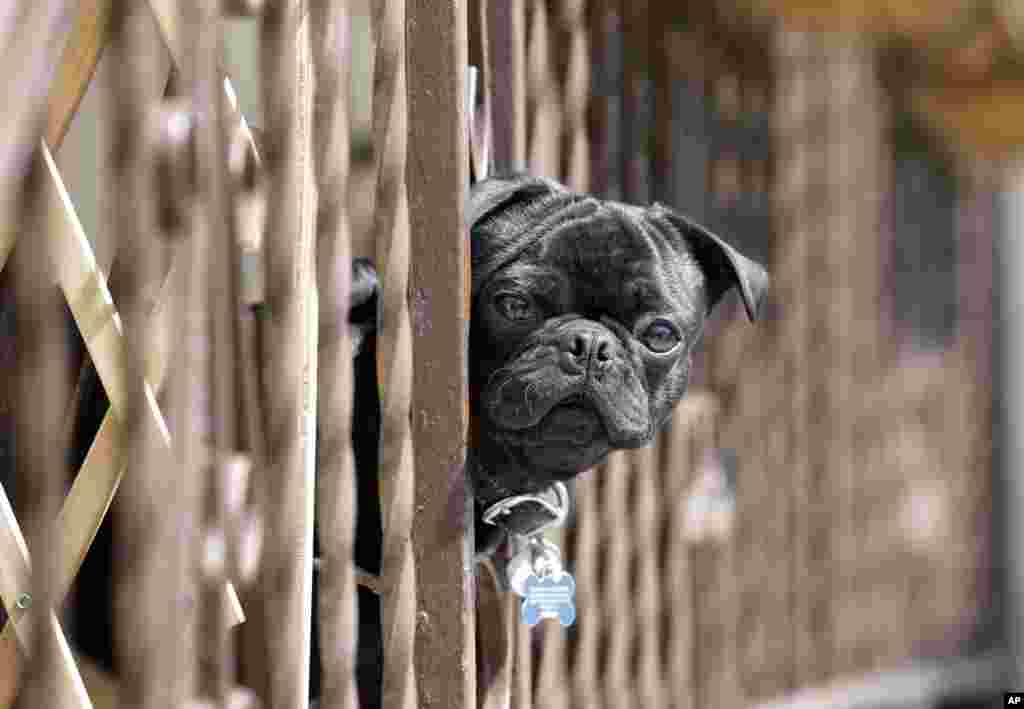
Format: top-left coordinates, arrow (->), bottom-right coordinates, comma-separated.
469,175 -> 768,502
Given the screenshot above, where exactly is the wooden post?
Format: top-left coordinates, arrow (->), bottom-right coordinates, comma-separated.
487,0 -> 525,174
311,1 -> 359,708
773,29 -> 828,688
407,1 -> 474,707
108,1 -> 188,706
477,2 -> 524,706
371,0 -> 417,705
258,1 -> 318,706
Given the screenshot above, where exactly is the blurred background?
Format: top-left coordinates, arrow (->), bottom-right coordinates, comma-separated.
4,0 -> 1023,707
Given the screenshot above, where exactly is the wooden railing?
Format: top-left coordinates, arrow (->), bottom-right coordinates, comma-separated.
0,2 -> 1004,709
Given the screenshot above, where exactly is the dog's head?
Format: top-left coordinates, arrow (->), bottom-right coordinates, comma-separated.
469,175 -> 768,509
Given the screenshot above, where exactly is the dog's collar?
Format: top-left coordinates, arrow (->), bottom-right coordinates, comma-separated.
480,481 -> 570,538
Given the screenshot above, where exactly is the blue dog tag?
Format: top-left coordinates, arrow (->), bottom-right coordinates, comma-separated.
520,571 -> 576,627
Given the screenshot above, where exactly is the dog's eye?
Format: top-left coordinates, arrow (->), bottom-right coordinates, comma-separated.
641,319 -> 681,353
495,293 -> 536,322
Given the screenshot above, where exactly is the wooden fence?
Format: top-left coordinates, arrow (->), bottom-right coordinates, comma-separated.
0,1 -> 1005,708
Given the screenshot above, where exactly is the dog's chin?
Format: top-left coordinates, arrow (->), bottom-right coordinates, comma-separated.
497,401 -> 613,478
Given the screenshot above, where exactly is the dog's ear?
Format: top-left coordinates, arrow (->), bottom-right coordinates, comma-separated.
654,205 -> 768,322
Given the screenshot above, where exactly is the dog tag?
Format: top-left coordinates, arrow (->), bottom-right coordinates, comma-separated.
505,535 -> 576,627
520,570 -> 576,627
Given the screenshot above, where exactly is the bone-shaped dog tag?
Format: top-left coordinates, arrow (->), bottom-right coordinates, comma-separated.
505,535 -> 576,627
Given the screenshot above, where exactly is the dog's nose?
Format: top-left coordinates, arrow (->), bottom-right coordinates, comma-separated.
558,327 -> 616,373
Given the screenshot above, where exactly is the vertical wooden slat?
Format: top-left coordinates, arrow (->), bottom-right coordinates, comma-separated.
311,1 -> 358,707
585,0 -> 615,200
153,4 -> 207,707
620,0 -> 649,204
649,2 -> 671,206
559,0 -> 589,193
511,617 -> 531,709
661,397 -> 717,709
568,470 -> 599,709
525,0 -> 560,178
479,2 -> 524,706
799,34 -> 836,685
630,440 -> 665,709
189,0 -> 246,702
826,39 -> 858,677
406,0 -> 474,708
487,0 -> 526,173
371,0 -> 417,705
109,1 -> 182,706
773,29 -> 826,690
533,2 -> 589,707
824,38 -> 885,678
166,108 -> 206,708
259,1 -> 318,706
710,40 -> 789,703
599,451 -> 633,709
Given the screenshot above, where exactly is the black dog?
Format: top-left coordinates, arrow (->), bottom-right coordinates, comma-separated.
468,174 -> 766,549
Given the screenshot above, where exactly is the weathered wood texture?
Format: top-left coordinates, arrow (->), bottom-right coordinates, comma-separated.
107,2 -> 186,707
187,0 -> 248,703
370,0 -> 418,705
257,1 -> 318,706
311,1 -> 359,708
0,2 -> 1000,708
487,0 -> 526,174
475,2 -> 525,706
406,1 -> 474,709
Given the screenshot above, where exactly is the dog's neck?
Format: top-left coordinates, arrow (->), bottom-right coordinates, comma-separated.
469,451 -> 570,557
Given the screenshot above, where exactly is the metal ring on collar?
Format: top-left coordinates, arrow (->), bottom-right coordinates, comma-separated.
481,481 -> 570,533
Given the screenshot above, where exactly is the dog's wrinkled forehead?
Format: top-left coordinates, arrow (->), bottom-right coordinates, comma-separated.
535,203 -> 706,315
470,174 -> 768,321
